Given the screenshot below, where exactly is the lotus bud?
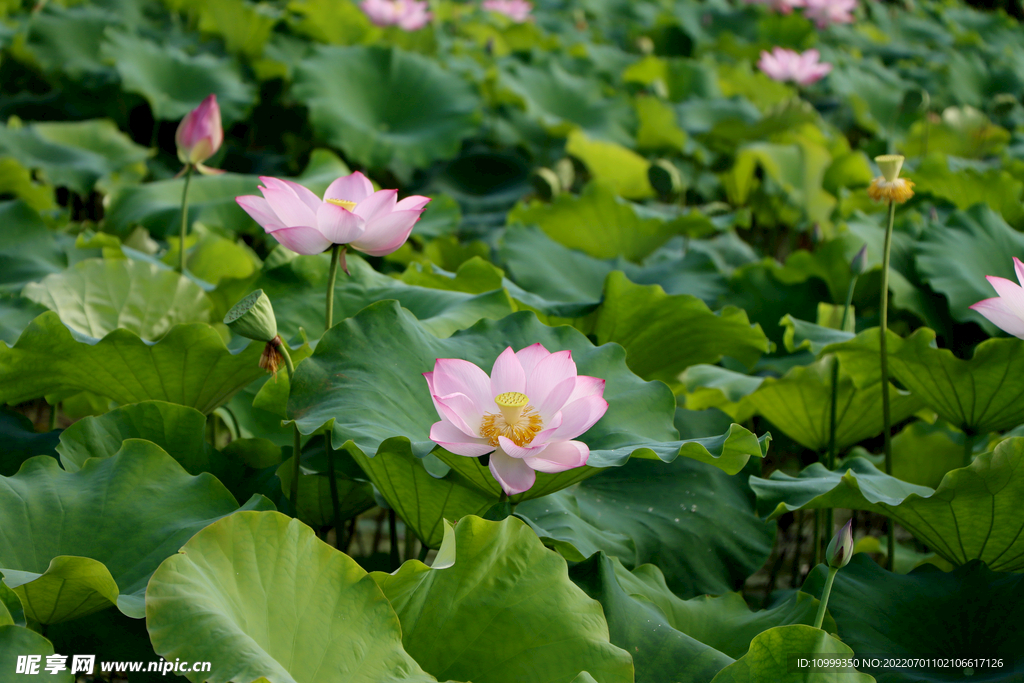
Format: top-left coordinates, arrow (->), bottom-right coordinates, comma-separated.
826,519 -> 854,569
175,94 -> 223,169
850,244 -> 869,276
636,36 -> 654,55
554,157 -> 576,192
531,167 -> 562,201
225,290 -> 283,378
648,159 -> 684,200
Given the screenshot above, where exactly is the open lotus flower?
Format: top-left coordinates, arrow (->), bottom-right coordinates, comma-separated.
482,0 -> 533,22
425,344 -> 608,495
744,0 -> 806,14
236,172 -> 430,259
175,94 -> 223,174
360,0 -> 431,30
757,47 -> 832,85
969,257 -> 1024,339
803,0 -> 856,28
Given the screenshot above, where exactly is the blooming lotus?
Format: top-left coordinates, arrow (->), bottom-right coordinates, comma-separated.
425,344 -> 608,495
744,0 -> 806,14
482,0 -> 533,22
360,0 -> 431,30
969,257 -> 1024,339
175,94 -> 223,174
803,0 -> 856,28
236,172 -> 430,259
867,155 -> 914,204
757,47 -> 832,85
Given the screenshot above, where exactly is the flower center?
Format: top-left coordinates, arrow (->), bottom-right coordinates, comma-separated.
481,392 -> 543,448
326,198 -> 357,211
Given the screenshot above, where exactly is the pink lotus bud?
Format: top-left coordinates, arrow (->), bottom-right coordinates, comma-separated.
175,94 -> 223,167
826,519 -> 854,569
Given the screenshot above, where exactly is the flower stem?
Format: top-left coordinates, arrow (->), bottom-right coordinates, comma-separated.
418,542 -> 429,563
963,432 -> 975,469
389,509 -> 399,571
880,199 -> 896,571
277,341 -> 302,516
325,244 -> 340,332
813,566 -> 839,630
325,434 -> 343,550
177,164 -> 194,274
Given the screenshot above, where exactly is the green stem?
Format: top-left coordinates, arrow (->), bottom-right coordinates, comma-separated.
48,402 -> 58,432
880,199 -> 896,571
813,566 -> 839,630
418,542 -> 430,563
389,509 -> 399,571
325,244 -> 340,333
325,434 -> 343,550
963,432 -> 975,469
177,164 -> 194,274
277,340 -> 302,515
404,523 -> 417,562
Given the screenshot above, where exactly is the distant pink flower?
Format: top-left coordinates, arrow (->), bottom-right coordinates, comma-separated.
360,0 -> 431,30
175,94 -> 223,175
425,344 -> 608,495
969,257 -> 1024,338
744,0 -> 806,14
757,47 -> 832,85
482,0 -> 532,22
236,172 -> 430,257
803,0 -> 856,28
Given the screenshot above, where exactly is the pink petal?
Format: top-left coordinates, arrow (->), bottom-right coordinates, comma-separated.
259,178 -> 317,228
514,343 -> 551,378
1014,257 -> 1024,288
566,375 -> 606,404
548,394 -> 608,441
986,275 -> 1024,317
432,358 -> 492,410
316,201 -> 366,244
525,350 -> 576,403
324,172 -> 374,204
266,177 -> 322,215
433,392 -> 484,437
489,449 -> 536,495
236,195 -> 287,232
264,225 -> 332,255
533,376 -> 577,423
490,347 -> 526,396
524,440 -> 589,473
395,195 -> 432,212
498,435 -> 547,460
970,298 -> 1024,339
353,189 -> 398,223
348,209 -> 422,256
429,420 -> 493,457
423,371 -> 434,394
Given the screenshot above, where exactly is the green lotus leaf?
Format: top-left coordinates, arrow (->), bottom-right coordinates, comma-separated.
821,327 -> 1024,434
803,555 -> 1024,683
0,312 -> 265,413
286,0 -> 381,45
0,201 -> 71,293
0,573 -> 26,627
635,96 -> 688,153
0,439 -> 272,622
888,421 -> 966,489
24,4 -> 115,77
519,456 -> 774,597
709,624 -> 873,683
0,626 -> 72,682
57,400 -> 211,474
47,607 -> 171,683
750,438 -> 1024,570
780,315 -> 855,355
372,516 -> 634,683
276,455 -> 375,527
146,510 -> 445,683
0,157 -> 56,211
565,130 -> 653,199
293,45 -> 480,171
0,406 -> 58,477
682,358 -> 922,452
22,259 -> 215,341
0,294 -> 48,345
170,0 -> 277,58
903,106 -> 1010,159
911,154 -> 1024,228
0,119 -> 150,194
100,30 -> 256,124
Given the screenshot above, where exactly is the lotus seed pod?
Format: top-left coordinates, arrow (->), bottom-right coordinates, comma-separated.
224,290 -> 278,343
648,159 -> 684,199
826,519 -> 854,569
531,167 -> 562,201
874,154 -> 905,183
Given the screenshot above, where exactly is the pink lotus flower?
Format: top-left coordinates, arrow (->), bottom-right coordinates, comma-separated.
969,257 -> 1024,338
236,172 -> 430,257
757,47 -> 832,85
744,0 -> 806,14
175,94 -> 223,175
482,0 -> 532,22
803,0 -> 856,28
425,344 -> 608,495
360,0 -> 431,30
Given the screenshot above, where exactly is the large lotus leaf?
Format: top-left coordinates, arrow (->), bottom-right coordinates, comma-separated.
780,315 -> 856,355
22,259 -> 214,341
0,201 -> 70,293
888,421 -> 965,489
821,327 -> 1024,434
342,440 -> 494,548
57,400 -> 210,474
258,252 -> 514,340
593,272 -> 769,383
47,607 -> 174,683
100,30 -> 255,123
23,4 -> 117,76
276,455 -> 375,527
709,625 -> 874,683
0,626 -> 72,682
1,573 -> 25,626
0,119 -> 150,195
0,440 -> 271,622
914,204 -> 1024,332
0,312 -> 265,414
803,555 -> 1024,683
293,45 -> 480,170
0,157 -> 55,212
911,154 -> 1024,228
372,516 -> 633,683
565,130 -> 653,199
0,406 -> 59,477
520,456 -> 774,597
0,294 -> 48,345
507,182 -> 678,262
681,358 -> 922,451
146,510 -> 444,683
171,0 -> 278,58
750,438 -> 1024,570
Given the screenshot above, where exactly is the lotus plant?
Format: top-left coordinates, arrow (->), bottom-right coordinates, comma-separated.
425,344 -> 608,496
482,0 -> 533,22
814,520 -> 853,629
174,94 -> 223,272
970,258 -> 1024,339
757,48 -> 832,85
803,0 -> 856,28
360,0 -> 431,30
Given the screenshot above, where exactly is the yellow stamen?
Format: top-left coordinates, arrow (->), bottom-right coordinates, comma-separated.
326,198 -> 357,211
867,177 -> 915,204
481,393 -> 543,448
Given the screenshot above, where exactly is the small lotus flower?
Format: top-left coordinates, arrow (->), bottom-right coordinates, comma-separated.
867,155 -> 915,204
175,94 -> 224,175
803,0 -> 856,28
826,519 -> 854,568
757,48 -> 833,85
744,0 -> 806,14
236,172 -> 430,264
969,257 -> 1024,338
425,344 -> 608,495
482,0 -> 533,22
360,0 -> 431,30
